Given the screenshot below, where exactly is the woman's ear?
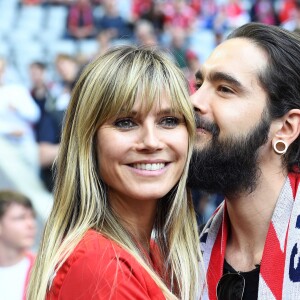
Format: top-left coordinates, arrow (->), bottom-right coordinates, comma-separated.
274,109 -> 300,145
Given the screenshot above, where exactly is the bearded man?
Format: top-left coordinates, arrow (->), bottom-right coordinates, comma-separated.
189,23 -> 300,300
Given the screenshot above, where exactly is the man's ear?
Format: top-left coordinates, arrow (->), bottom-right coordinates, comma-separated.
274,109 -> 300,145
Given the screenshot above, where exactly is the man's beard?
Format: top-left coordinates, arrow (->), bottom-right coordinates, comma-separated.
188,111 -> 271,198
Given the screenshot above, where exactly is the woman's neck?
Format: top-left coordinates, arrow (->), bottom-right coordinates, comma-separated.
109,192 -> 159,252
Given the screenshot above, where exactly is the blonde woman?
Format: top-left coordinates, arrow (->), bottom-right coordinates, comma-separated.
28,46 -> 202,300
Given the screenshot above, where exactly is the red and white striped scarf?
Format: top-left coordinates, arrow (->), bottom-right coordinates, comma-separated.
200,172 -> 300,300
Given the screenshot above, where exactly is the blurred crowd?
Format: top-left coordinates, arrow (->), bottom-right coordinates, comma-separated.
1,0 -> 300,234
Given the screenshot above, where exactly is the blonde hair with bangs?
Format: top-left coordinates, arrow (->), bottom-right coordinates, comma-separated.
28,46 -> 203,300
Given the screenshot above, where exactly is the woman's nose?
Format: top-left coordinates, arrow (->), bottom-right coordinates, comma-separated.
137,126 -> 163,151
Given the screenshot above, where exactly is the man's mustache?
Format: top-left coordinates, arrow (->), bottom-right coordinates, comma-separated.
194,113 -> 220,136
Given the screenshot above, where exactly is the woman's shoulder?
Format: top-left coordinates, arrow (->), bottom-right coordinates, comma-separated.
70,229 -> 138,263
60,229 -> 139,274
47,230 -> 165,299
74,229 -> 115,253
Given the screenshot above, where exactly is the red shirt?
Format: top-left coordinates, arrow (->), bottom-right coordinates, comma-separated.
47,230 -> 166,299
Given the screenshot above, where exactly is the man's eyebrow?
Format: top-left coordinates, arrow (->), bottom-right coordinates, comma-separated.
208,71 -> 244,90
195,70 -> 246,92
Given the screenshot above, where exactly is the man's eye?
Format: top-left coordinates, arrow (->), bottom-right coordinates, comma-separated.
114,118 -> 136,129
160,117 -> 180,128
194,81 -> 202,90
218,86 -> 234,94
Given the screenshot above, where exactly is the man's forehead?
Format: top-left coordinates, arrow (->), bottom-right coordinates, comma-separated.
197,38 -> 267,84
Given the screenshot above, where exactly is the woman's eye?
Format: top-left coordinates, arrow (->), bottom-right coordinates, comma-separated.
114,118 -> 136,129
160,117 -> 180,128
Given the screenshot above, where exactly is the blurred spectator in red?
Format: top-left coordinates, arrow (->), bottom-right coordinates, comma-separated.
190,0 -> 201,15
226,0 -> 243,17
163,0 -> 197,33
131,0 -> 153,22
0,190 -> 36,300
138,1 -> 165,39
250,0 -> 278,25
279,0 -> 296,23
222,0 -> 250,29
96,0 -> 132,40
134,19 -> 158,46
66,0 -> 96,40
211,0 -> 248,41
21,0 -> 43,5
282,0 -> 300,33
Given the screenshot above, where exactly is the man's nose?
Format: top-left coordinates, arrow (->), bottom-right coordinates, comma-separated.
190,86 -> 210,115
